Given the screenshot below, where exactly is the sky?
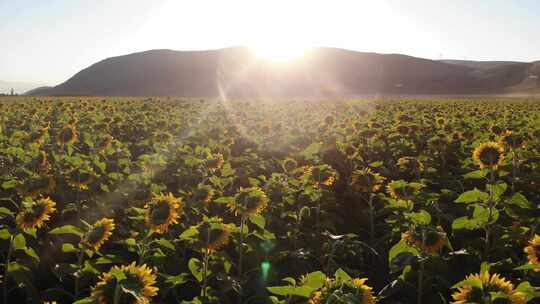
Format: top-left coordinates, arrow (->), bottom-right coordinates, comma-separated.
1,0 -> 540,86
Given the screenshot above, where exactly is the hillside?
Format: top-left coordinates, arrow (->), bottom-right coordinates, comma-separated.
439,59 -> 524,70
29,48 -> 540,97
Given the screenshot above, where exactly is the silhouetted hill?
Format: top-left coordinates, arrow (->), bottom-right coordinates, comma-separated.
29,48 -> 540,97
439,59 -> 524,70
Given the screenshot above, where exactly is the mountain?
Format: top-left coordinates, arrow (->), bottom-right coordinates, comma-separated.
439,59 -> 524,70
0,80 -> 46,95
29,47 -> 540,97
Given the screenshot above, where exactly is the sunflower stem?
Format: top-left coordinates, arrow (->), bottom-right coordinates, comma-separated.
74,247 -> 84,299
417,229 -> 426,304
484,169 -> 495,259
113,281 -> 122,304
237,215 -> 246,304
201,227 -> 211,298
368,194 -> 375,243
3,234 -> 14,304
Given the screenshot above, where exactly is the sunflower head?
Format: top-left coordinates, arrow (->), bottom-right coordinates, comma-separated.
57,124 -> 78,145
490,125 -> 504,136
196,217 -> 231,252
308,276 -> 377,304
500,131 -> 525,150
397,156 -> 424,176
145,193 -> 182,234
17,174 -> 56,198
96,134 -> 114,153
91,262 -> 158,304
83,218 -> 115,251
524,234 -> 540,272
386,180 -> 423,201
206,153 -> 224,172
191,184 -> 215,204
402,226 -> 446,255
228,187 -> 268,217
282,158 -> 298,173
16,197 -> 56,230
396,124 -> 410,135
66,168 -> 96,190
452,272 -> 525,304
473,142 -> 505,169
304,165 -> 337,188
350,168 -> 386,193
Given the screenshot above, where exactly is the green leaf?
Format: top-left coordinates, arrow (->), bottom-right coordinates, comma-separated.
165,273 -> 190,286
514,263 -> 540,271
506,193 -> 533,209
24,247 -> 40,262
487,183 -> 507,201
1,180 -> 18,190
62,243 -> 77,253
473,205 -> 499,225
464,169 -> 488,179
334,268 -> 352,282
49,225 -> 84,237
300,142 -> 321,159
388,239 -> 419,262
302,271 -> 326,290
221,163 -> 235,177
179,227 -> 198,241
480,262 -> 490,274
249,214 -> 266,229
404,210 -> 431,225
267,285 -> 297,296
155,239 -> 175,251
72,297 -> 95,304
454,188 -> 489,203
0,207 -> 13,217
452,277 -> 483,289
188,258 -> 203,282
0,228 -> 11,240
13,233 -> 26,250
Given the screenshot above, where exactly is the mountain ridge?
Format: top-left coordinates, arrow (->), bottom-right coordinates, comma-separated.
27,47 -> 540,97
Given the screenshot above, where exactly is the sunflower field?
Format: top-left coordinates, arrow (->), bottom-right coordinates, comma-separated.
2,97 -> 540,304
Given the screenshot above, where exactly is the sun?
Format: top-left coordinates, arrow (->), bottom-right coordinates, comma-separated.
249,44 -> 307,62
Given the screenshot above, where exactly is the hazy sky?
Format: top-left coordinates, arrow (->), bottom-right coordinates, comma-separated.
1,0 -> 540,85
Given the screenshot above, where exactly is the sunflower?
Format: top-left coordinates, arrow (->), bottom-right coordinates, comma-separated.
66,168 -> 95,190
145,193 -> 182,234
96,134 -> 113,154
386,180 -> 423,201
36,151 -> 52,174
57,124 -> 78,145
305,165 -> 337,188
191,184 -> 215,204
397,156 -> 424,176
197,217 -> 231,252
228,187 -> 268,217
524,234 -> 540,272
282,158 -> 298,173
500,130 -> 525,149
16,197 -> 56,230
452,272 -> 525,304
83,218 -> 116,251
308,277 -> 377,304
206,153 -> 224,172
473,142 -> 505,169
350,168 -> 386,193
402,226 -> 446,255
490,125 -> 504,136
17,175 -> 56,198
395,124 -> 410,136
91,262 -> 158,304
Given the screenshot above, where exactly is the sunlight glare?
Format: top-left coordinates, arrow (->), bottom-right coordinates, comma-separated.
250,44 -> 307,62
